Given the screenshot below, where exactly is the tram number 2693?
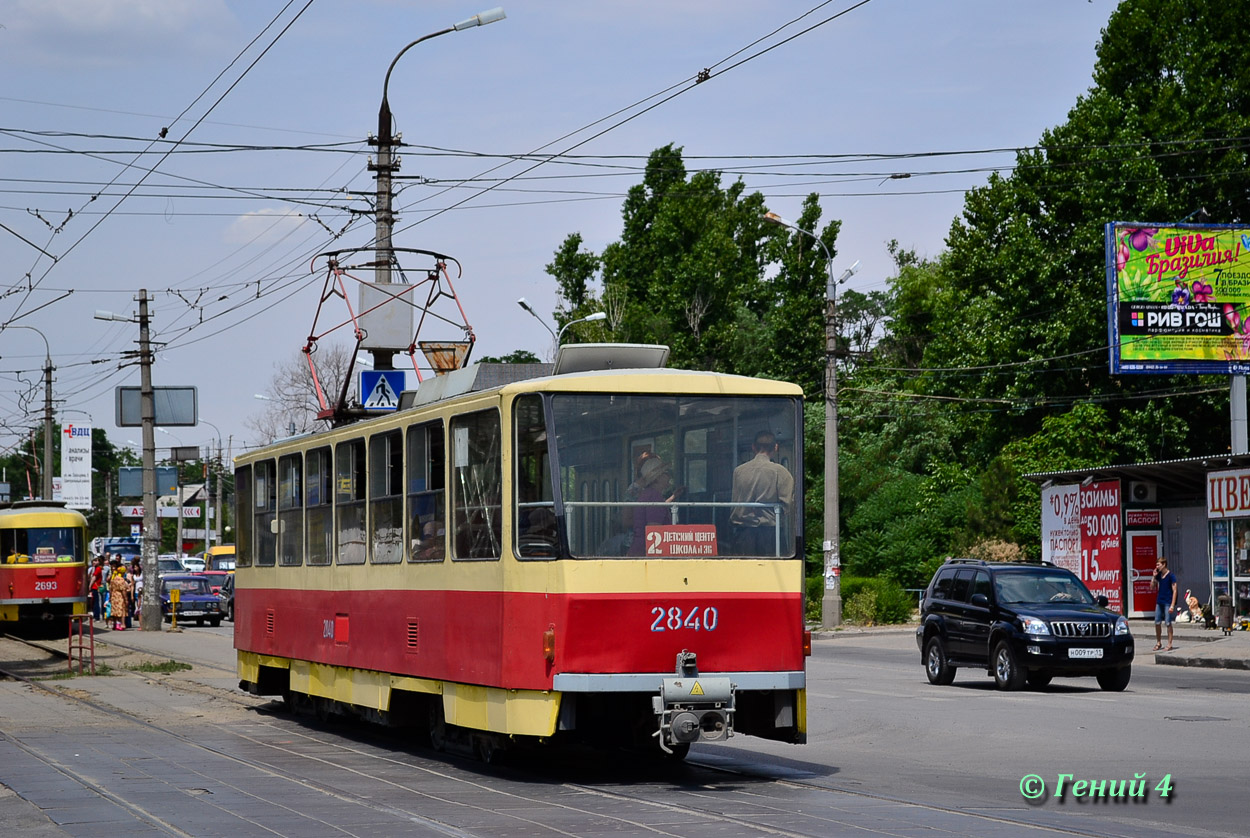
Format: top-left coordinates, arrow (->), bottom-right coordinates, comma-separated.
650,605 -> 718,632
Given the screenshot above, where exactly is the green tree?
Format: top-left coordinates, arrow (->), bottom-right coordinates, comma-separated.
477,350 -> 543,364
545,144 -> 838,382
837,0 -> 1250,580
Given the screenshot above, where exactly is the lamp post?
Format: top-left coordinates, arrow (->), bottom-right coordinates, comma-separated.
6,325 -> 53,500
197,419 -> 226,550
516,297 -> 556,339
557,311 -> 608,344
371,7 -> 506,369
764,211 -> 857,628
517,299 -> 605,358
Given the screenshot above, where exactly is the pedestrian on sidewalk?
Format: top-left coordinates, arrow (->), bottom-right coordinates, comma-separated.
131,560 -> 144,630
1151,557 -> 1179,651
88,556 -> 105,621
108,557 -> 129,631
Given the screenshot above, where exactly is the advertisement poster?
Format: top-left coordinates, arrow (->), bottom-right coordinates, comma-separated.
1080,480 -> 1124,613
1106,223 -> 1250,374
1212,519 -> 1229,580
1126,531 -> 1162,618
59,423 -> 93,509
1041,484 -> 1081,574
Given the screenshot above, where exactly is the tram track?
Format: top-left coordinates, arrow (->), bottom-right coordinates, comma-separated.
0,639 -> 1167,838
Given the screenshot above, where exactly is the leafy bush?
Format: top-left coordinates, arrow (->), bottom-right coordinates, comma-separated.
805,575 -> 824,622
843,577 -> 915,625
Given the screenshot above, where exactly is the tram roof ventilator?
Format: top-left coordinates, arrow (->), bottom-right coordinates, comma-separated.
399,343 -> 670,410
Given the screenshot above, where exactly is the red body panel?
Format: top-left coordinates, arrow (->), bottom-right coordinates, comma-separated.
235,587 -> 804,690
0,563 -> 86,604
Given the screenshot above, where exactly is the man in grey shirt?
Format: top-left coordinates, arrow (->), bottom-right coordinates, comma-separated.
730,431 -> 795,556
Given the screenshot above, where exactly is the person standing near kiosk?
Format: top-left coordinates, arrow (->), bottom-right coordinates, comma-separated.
1151,557 -> 1179,651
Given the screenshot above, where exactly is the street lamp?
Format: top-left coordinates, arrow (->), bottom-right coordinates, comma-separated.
763,211 -> 858,628
5,325 -> 53,500
370,7 -> 506,369
197,419 -> 227,550
516,297 -> 556,341
557,311 -> 608,344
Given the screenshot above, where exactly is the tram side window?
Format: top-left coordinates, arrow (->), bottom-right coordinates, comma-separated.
254,460 -> 277,567
369,430 -> 403,564
451,409 -> 501,560
335,438 -> 366,565
278,453 -> 304,566
407,422 -> 446,563
236,465 -> 252,567
306,446 -> 333,566
515,394 -> 557,559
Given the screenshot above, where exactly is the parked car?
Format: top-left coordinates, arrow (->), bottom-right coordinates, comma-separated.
157,555 -> 186,575
916,559 -> 1134,691
202,544 -> 236,572
220,573 -> 234,622
195,569 -> 231,596
160,574 -> 224,627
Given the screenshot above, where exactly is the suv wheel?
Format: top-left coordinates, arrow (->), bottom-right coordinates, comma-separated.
1096,665 -> 1131,692
924,636 -> 956,685
1026,671 -> 1052,689
992,641 -> 1026,691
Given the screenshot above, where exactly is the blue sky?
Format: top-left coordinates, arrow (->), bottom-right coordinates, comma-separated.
0,0 -> 1117,460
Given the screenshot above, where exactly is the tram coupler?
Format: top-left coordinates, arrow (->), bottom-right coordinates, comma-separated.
652,651 -> 734,753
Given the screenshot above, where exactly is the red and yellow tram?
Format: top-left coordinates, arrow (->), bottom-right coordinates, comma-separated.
0,501 -> 90,634
234,348 -> 809,757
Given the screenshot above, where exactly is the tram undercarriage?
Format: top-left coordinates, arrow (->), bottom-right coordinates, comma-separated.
239,653 -> 805,760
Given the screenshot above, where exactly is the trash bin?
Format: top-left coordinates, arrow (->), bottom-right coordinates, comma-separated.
1216,595 -> 1234,636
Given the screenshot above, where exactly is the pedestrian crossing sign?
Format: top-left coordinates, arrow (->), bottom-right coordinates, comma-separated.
360,370 -> 405,411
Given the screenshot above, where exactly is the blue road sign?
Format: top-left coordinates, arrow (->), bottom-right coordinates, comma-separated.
360,370 -> 405,411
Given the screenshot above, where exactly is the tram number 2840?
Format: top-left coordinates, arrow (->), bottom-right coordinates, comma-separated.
650,605 -> 719,632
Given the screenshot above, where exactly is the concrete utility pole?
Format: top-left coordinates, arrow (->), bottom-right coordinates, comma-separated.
138,291 -> 160,631
7,326 -> 54,500
43,352 -> 53,501
370,7 -> 505,372
763,212 -> 857,628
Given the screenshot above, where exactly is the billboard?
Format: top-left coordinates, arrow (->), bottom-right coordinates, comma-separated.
1106,222 -> 1250,374
1041,480 -> 1123,614
114,386 -> 198,426
60,423 -> 93,509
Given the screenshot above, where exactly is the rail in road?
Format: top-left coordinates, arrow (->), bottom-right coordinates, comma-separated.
0,632 -> 1215,838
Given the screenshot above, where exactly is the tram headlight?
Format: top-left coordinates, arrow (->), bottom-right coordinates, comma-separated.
542,625 -> 555,663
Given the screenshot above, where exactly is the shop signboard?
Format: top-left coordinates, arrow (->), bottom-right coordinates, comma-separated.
1207,467 -> 1250,518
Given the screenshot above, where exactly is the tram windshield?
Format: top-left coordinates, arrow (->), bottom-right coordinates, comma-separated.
1,527 -> 83,564
518,393 -> 801,560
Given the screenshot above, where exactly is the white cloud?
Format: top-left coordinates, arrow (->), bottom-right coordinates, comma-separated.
223,208 -> 308,245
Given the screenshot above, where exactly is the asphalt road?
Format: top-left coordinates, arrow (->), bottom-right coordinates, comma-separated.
2,623 -> 1246,838
707,629 -> 1250,838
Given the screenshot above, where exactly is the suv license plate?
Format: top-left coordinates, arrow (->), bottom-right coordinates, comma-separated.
1068,648 -> 1103,659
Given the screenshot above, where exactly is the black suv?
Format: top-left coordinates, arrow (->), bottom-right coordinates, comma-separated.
916,559 -> 1134,691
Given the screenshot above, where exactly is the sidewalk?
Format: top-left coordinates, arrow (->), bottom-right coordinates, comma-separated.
1149,621 -> 1250,670
812,619 -> 1250,671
